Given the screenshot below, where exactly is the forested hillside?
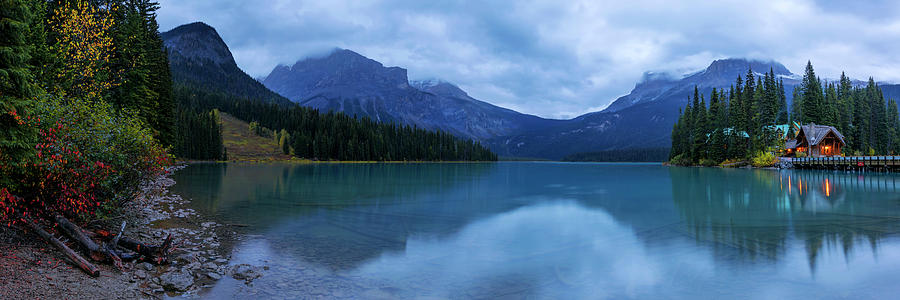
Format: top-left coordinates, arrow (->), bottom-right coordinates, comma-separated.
173,86 -> 497,161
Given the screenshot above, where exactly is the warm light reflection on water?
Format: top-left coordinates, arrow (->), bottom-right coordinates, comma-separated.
171,163 -> 900,299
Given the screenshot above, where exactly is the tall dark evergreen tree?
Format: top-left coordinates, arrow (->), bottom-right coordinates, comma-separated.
887,98 -> 900,154
837,72 -> 853,139
776,79 -> 788,124
105,0 -> 174,145
0,0 -> 38,189
800,61 -> 825,124
741,68 -> 755,133
708,88 -> 725,162
729,78 -> 743,131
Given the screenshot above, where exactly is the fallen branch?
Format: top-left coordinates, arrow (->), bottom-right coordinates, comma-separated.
54,215 -> 124,270
26,220 -> 100,277
116,234 -> 174,264
111,221 -> 126,247
90,227 -> 174,264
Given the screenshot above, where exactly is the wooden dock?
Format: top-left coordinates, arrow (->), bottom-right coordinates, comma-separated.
791,156 -> 900,172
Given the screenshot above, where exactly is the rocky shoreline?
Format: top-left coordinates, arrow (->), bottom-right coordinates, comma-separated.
0,165 -> 259,299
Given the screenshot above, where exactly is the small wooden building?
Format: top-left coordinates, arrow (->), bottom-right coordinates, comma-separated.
784,123 -> 845,157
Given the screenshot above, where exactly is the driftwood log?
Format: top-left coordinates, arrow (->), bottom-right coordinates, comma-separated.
116,234 -> 174,264
53,215 -> 175,272
54,215 -> 125,270
25,220 -> 100,277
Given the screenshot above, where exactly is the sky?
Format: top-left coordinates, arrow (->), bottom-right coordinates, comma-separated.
157,0 -> 900,119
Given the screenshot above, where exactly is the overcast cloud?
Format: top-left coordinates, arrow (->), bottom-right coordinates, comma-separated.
157,0 -> 900,119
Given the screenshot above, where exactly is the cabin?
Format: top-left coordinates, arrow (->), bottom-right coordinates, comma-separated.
784,123 -> 845,157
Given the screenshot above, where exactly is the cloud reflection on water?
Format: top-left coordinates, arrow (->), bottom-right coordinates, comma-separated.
350,201 -> 663,299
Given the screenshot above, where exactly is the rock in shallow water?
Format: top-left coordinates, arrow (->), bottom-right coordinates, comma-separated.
160,270 -> 194,292
230,264 -> 263,282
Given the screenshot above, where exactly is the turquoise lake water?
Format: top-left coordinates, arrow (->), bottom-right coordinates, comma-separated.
170,162 -> 900,299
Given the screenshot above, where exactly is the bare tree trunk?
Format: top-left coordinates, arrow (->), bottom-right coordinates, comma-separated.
54,215 -> 124,270
26,220 -> 100,277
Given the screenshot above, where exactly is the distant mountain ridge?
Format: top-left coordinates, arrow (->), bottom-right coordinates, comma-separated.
604,58 -> 795,112
485,58 -> 804,159
261,49 -> 556,140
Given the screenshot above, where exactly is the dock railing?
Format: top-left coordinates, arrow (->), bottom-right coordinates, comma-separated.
791,156 -> 900,171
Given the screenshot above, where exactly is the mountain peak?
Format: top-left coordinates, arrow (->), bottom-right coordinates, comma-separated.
411,79 -> 470,99
262,48 -> 410,102
704,58 -> 791,76
161,22 -> 234,65
289,48 -> 380,69
163,22 -> 216,36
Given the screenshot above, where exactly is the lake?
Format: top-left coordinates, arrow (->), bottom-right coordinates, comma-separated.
170,162 -> 900,299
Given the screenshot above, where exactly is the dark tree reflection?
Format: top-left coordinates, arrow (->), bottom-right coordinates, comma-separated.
671,167 -> 900,272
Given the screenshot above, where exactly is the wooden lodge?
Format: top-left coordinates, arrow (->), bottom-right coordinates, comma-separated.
784,123 -> 845,157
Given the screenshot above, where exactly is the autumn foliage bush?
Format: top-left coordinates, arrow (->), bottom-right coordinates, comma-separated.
1,0 -> 173,226
1,99 -> 169,225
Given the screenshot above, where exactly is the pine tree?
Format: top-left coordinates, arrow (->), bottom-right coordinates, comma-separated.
823,82 -> 838,126
24,0 -> 54,91
730,78 -> 743,131
708,88 -> 725,162
838,72 -> 853,138
692,89 -> 708,161
0,0 -> 38,189
776,79 -> 788,124
800,61 -> 824,124
760,68 -> 778,126
137,0 -> 175,145
742,68 -> 755,133
887,98 -> 900,154
869,80 -> 888,153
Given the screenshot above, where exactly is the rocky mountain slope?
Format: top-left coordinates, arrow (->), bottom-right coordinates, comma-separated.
261,49 -> 557,140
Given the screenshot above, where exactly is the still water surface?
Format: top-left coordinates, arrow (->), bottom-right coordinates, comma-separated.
170,162 -> 900,299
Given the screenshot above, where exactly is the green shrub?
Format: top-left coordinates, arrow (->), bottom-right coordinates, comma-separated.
719,159 -> 743,167
669,153 -> 692,166
698,158 -> 718,167
795,152 -> 807,158
751,151 -> 778,168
